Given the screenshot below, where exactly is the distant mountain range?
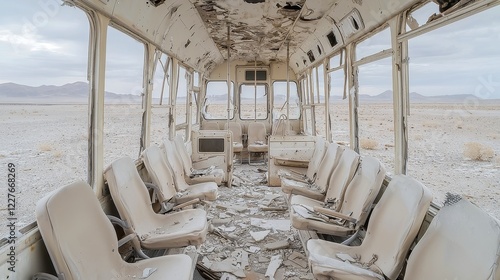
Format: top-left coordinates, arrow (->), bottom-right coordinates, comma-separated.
0,82 -> 142,104
0,82 -> 496,104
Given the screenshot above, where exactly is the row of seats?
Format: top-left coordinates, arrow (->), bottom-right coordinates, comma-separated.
281,139 -> 385,237
35,138 -> 222,279
205,122 -> 269,164
280,137 -> 500,279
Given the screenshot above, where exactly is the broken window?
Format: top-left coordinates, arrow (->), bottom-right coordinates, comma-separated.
240,84 -> 268,120
272,81 -> 300,120
203,81 -> 234,120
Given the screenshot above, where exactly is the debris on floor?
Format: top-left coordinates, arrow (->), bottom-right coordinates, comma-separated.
196,165 -> 314,279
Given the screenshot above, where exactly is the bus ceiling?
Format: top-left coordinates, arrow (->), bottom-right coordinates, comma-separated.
71,0 -> 436,74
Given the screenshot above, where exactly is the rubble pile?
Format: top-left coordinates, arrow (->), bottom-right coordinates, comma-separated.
197,165 -> 314,280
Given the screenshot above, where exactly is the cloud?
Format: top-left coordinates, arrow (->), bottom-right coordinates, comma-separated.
0,1 -> 499,99
0,29 -> 61,52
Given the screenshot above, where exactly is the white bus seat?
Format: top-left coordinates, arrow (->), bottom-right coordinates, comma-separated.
405,199 -> 500,280
225,122 -> 244,153
142,145 -> 202,210
163,140 -> 218,202
306,175 -> 432,280
278,136 -> 327,183
104,157 -> 208,249
282,143 -> 344,201
290,156 -> 385,236
247,122 -> 268,164
173,134 -> 224,185
36,181 -> 193,280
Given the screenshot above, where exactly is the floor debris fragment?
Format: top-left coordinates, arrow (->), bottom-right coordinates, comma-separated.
196,165 -> 314,279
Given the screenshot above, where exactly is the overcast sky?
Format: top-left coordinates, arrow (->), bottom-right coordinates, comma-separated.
0,1 -> 499,99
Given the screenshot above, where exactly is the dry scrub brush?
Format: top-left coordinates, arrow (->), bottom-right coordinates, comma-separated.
463,142 -> 494,161
360,138 -> 378,150
39,143 -> 53,152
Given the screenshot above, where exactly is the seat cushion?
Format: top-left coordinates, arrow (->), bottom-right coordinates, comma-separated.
290,195 -> 355,236
281,178 -> 325,201
307,239 -> 384,280
233,142 -> 243,152
178,181 -> 218,203
248,143 -> 269,153
140,208 -> 209,249
122,254 -> 192,280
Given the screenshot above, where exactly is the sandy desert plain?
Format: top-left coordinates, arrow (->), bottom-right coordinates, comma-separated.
0,102 -> 499,238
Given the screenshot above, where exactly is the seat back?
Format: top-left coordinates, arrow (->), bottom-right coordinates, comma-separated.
163,140 -> 189,191
173,134 -> 193,175
225,122 -> 243,143
324,148 -> 360,208
314,143 -> 344,193
360,175 -> 432,279
36,181 -> 122,279
305,136 -> 327,181
142,145 -> 178,201
338,156 -> 385,229
203,122 -> 219,130
405,199 -> 500,280
104,157 -> 157,235
248,122 -> 267,145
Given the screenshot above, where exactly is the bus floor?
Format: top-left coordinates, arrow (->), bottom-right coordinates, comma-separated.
194,163 -> 314,280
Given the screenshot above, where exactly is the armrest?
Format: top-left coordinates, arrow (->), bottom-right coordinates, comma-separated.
107,215 -> 130,230
274,158 -> 309,168
173,198 -> 200,211
118,233 -> 149,260
144,182 -> 164,203
32,273 -> 59,280
312,206 -> 357,224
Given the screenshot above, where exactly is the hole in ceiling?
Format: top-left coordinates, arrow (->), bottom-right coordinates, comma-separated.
244,0 -> 265,3
281,2 -> 302,10
326,31 -> 337,47
185,39 -> 191,48
352,17 -> 359,30
317,45 -> 322,55
149,0 -> 165,7
296,62 -> 299,67
270,47 -> 280,51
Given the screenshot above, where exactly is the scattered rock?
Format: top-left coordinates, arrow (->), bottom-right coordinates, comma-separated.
264,240 -> 290,250
265,255 -> 283,280
250,230 -> 270,242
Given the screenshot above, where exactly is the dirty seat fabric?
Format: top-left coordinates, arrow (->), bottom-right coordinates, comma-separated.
281,142 -> 345,201
164,140 -> 219,203
104,157 -> 208,249
173,134 -> 225,185
36,181 -> 193,280
405,199 -> 500,280
291,156 -> 385,236
307,175 -> 432,280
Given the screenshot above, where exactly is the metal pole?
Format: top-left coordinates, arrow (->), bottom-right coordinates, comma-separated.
286,41 -> 290,135
226,23 -> 231,129
254,56 -> 257,121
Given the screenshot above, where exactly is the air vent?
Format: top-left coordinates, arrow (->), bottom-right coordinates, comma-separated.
245,70 -> 267,81
338,9 -> 364,38
307,50 -> 315,63
326,31 -> 338,47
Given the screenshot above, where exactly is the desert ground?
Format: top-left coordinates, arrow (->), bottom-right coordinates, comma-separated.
0,102 -> 499,238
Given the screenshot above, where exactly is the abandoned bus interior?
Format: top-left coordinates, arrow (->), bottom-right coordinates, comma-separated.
0,0 -> 499,279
